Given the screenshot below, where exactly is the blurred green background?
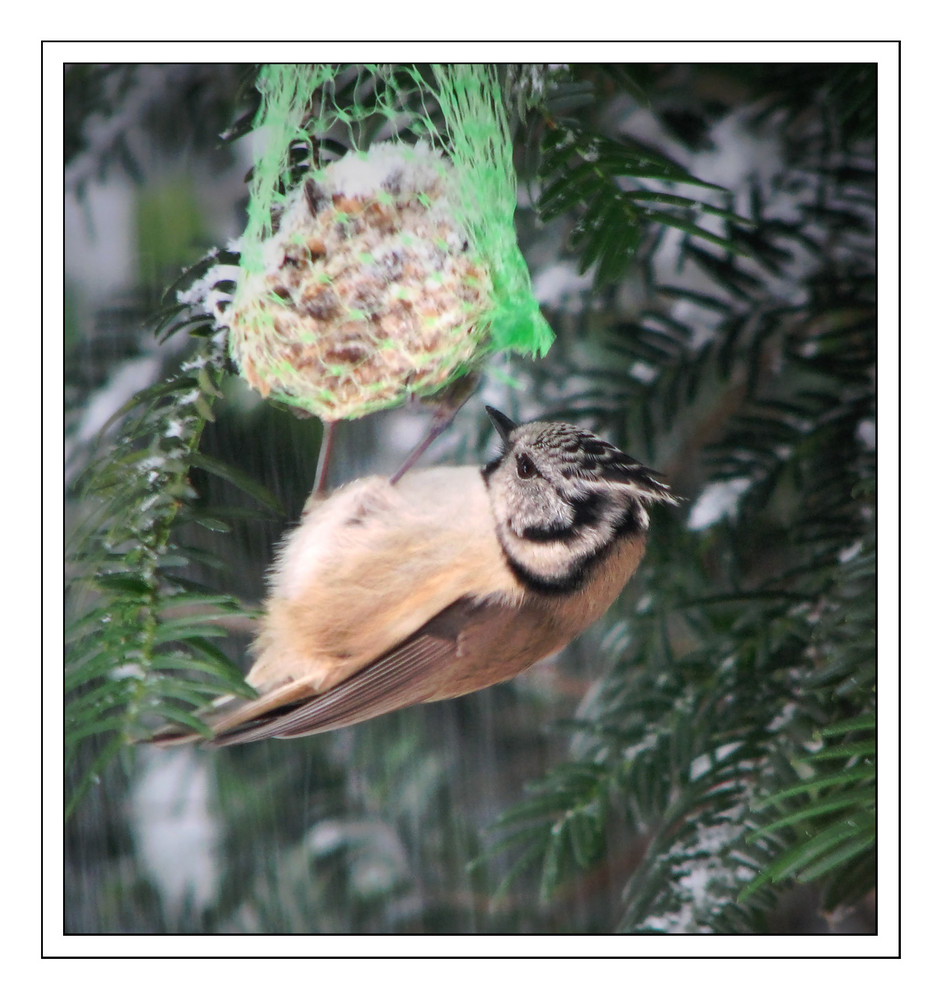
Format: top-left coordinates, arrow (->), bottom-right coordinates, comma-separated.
64,62 -> 877,934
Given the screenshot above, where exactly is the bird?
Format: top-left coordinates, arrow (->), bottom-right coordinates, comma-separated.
152,406 -> 678,747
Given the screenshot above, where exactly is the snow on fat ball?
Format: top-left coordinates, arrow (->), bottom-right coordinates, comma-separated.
227,142 -> 493,422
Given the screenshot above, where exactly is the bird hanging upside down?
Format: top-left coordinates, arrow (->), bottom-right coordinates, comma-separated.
152,407 -> 677,746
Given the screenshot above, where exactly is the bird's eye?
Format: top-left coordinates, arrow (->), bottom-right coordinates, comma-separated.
516,453 -> 537,479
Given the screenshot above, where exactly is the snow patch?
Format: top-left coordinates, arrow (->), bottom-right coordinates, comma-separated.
687,477 -> 751,530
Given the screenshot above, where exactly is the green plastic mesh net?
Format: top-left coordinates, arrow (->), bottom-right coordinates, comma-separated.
226,64 -> 553,422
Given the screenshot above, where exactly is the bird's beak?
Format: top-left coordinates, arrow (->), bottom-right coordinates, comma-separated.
485,406 -> 517,446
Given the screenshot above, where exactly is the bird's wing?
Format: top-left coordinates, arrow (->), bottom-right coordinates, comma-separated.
203,594 -> 543,745
148,626 -> 455,748
210,633 -> 452,745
